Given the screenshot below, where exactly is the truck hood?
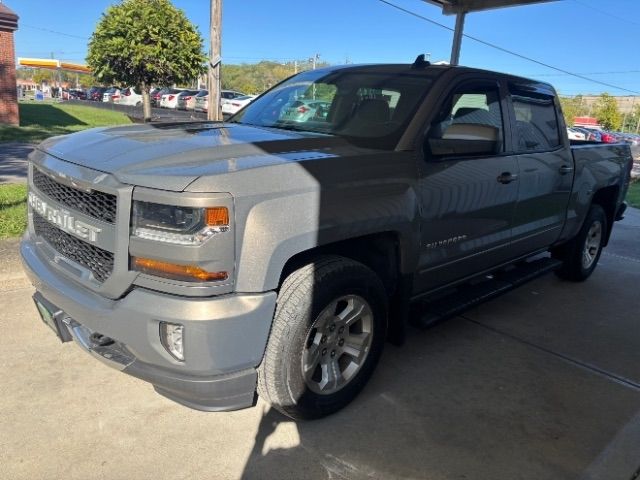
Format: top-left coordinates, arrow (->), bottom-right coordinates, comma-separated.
38,122 -> 361,191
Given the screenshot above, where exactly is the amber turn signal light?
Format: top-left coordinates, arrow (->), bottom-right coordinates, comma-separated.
132,257 -> 228,282
205,207 -> 229,226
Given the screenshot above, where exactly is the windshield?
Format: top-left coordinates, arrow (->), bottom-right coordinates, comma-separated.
230,68 -> 433,149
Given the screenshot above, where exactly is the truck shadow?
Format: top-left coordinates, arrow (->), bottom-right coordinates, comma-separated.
239,298 -> 640,480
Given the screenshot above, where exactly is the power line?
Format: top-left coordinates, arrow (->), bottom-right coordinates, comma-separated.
376,0 -> 640,95
17,51 -> 86,56
21,24 -> 88,40
571,0 -> 640,28
524,70 -> 640,77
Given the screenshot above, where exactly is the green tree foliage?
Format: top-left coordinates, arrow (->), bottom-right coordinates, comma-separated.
220,60 -> 330,94
32,69 -> 53,86
594,93 -> 622,131
559,94 -> 587,126
221,62 -> 295,94
87,0 -> 206,120
622,103 -> 640,133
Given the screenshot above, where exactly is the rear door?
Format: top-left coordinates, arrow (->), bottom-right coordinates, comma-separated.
506,82 -> 573,256
415,77 -> 519,292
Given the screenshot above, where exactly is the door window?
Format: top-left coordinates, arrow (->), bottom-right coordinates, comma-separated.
427,85 -> 504,157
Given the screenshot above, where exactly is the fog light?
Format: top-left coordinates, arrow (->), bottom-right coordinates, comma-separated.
160,322 -> 184,361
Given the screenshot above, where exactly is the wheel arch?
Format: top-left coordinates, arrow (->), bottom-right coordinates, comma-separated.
591,185 -> 619,245
276,231 -> 412,345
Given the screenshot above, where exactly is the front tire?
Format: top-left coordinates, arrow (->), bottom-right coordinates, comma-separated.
257,255 -> 387,420
552,204 -> 607,281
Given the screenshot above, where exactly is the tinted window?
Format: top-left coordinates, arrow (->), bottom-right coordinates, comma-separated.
510,89 -> 560,152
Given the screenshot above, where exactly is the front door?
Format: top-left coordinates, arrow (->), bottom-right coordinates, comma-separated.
415,80 -> 519,293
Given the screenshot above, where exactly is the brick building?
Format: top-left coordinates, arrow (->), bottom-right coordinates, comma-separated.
0,2 -> 19,125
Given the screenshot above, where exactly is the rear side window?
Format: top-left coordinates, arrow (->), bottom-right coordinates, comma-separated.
510,88 -> 561,152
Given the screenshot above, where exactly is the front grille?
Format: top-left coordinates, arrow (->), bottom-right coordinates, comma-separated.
33,212 -> 114,283
33,168 -> 117,224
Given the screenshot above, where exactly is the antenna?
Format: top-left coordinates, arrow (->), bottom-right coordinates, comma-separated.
411,54 -> 431,69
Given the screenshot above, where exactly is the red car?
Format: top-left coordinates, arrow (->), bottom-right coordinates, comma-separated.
600,132 -> 619,143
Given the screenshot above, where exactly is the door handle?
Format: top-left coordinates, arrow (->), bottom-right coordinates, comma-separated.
497,172 -> 518,184
559,165 -> 574,175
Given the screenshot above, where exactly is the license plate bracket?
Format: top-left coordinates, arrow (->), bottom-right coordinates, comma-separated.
33,294 -> 72,343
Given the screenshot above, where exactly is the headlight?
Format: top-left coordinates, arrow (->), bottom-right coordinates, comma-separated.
131,201 -> 229,245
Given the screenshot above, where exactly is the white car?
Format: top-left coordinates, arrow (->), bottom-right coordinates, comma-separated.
567,127 -> 586,141
221,95 -> 257,115
159,89 -> 184,109
194,95 -> 208,113
195,90 -> 247,114
118,87 -> 143,106
102,87 -> 121,103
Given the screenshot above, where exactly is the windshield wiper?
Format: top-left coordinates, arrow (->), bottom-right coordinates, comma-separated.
269,123 -> 333,135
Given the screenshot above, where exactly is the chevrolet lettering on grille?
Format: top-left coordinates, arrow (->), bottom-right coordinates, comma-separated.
28,192 -> 102,243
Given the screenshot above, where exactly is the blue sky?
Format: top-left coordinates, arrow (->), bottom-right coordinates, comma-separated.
10,0 -> 639,96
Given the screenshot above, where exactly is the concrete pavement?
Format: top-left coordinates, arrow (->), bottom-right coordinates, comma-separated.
1,212 -> 639,480
0,143 -> 32,184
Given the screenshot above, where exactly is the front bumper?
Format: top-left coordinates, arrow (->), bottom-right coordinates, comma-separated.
21,237 -> 277,412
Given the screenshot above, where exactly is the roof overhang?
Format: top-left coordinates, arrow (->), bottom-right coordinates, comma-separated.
423,0 -> 557,14
0,3 -> 19,31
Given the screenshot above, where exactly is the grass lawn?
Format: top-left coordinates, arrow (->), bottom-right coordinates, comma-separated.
0,101 -> 132,143
627,180 -> 640,209
0,184 -> 28,239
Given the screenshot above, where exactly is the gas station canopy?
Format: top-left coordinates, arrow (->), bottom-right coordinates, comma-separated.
18,58 -> 91,74
422,0 -> 559,64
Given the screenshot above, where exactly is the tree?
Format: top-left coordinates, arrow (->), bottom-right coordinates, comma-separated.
558,94 -> 587,127
87,0 -> 207,121
220,60 -> 331,95
622,103 -> 640,133
33,69 -> 53,86
594,93 -> 622,131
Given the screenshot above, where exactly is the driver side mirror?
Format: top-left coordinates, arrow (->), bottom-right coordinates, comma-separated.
427,123 -> 499,157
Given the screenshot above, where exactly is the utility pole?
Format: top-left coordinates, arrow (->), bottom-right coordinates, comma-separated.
310,53 -> 320,70
309,53 -> 320,99
208,0 -> 222,121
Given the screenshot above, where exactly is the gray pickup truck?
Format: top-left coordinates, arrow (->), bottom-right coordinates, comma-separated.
21,60 -> 632,420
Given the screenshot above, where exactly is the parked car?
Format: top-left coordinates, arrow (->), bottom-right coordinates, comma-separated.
615,132 -> 640,146
159,88 -> 185,109
87,86 -> 107,101
71,89 -> 87,100
194,94 -> 209,113
566,127 -> 586,141
102,87 -> 121,103
600,131 -> 619,143
22,62 -> 633,420
151,87 -> 170,107
118,87 -> 143,107
578,127 -> 603,142
194,90 -> 248,114
221,95 -> 256,116
186,90 -> 208,111
280,99 -> 331,123
176,90 -> 202,110
221,90 -> 246,102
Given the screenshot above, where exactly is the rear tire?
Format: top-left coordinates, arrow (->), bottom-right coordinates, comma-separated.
552,204 -> 607,281
257,255 -> 387,420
